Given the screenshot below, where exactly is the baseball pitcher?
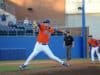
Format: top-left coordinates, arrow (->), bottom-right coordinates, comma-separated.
19,19 -> 69,70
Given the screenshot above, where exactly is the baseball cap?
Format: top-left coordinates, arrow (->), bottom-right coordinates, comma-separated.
43,19 -> 50,24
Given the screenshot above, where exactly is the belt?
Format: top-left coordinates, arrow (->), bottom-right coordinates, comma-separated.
42,43 -> 47,45
38,42 -> 48,45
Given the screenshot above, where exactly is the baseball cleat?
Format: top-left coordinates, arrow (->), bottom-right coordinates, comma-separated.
19,65 -> 28,70
62,63 -> 70,67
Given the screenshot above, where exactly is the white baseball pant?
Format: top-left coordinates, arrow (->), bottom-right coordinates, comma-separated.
24,42 -> 64,65
91,46 -> 100,62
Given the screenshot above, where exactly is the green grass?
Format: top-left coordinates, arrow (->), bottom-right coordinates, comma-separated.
0,65 -> 18,72
0,62 -> 54,72
0,65 -> 54,72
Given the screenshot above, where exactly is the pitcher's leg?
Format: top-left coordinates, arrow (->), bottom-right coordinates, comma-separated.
24,49 -> 40,65
43,45 -> 64,64
19,42 -> 41,70
24,42 -> 41,65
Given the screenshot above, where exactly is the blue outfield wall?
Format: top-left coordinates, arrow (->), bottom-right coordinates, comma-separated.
0,36 -> 83,60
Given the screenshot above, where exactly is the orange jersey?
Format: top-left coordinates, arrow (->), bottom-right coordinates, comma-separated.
37,23 -> 54,44
88,39 -> 98,47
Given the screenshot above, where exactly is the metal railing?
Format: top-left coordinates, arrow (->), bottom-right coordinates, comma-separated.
0,24 -> 64,36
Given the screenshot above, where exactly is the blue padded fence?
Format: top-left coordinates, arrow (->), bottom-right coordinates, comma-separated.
0,36 -> 83,60
0,48 -> 26,60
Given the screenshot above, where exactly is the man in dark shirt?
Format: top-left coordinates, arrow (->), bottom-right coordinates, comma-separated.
64,31 -> 74,61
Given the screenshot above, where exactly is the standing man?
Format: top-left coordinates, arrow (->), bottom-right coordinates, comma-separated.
88,35 -> 100,63
64,31 -> 74,61
19,19 -> 69,70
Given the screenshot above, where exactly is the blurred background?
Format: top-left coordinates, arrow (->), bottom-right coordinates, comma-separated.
0,0 -> 100,60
